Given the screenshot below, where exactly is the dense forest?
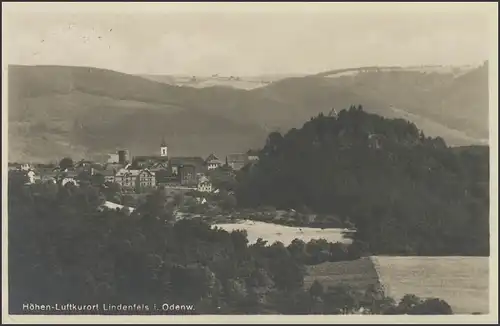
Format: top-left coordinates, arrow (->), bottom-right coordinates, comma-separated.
236,106 -> 489,256
9,177 -> 452,315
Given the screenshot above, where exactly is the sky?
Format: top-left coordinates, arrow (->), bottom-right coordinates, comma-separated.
3,3 -> 493,76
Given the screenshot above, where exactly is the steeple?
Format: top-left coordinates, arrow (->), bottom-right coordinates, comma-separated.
160,137 -> 168,157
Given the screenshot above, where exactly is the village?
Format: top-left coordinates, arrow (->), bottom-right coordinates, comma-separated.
8,140 -> 260,196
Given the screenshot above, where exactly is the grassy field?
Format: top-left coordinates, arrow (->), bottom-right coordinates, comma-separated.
304,257 -> 379,291
212,220 -> 352,245
373,256 -> 489,315
304,256 -> 489,315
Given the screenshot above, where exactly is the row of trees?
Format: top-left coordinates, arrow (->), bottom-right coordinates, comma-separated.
8,177 -> 453,314
235,106 -> 489,256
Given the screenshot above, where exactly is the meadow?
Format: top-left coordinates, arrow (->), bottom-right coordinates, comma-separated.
213,220 -> 352,245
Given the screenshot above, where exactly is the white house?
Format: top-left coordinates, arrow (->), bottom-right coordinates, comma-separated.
26,170 -> 39,184
198,181 -> 213,193
197,175 -> 213,192
61,177 -> 78,187
20,163 -> 32,171
205,154 -> 223,170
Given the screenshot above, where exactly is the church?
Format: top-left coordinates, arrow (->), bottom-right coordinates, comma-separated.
131,139 -> 170,170
131,140 -> 205,186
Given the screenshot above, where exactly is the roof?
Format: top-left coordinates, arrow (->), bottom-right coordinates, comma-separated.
170,157 -> 205,168
198,175 -> 210,183
116,169 -> 141,177
98,169 -> 115,177
139,169 -> 155,176
205,153 -> 220,162
101,201 -> 136,212
246,149 -> 260,156
62,171 -> 79,178
134,156 -> 169,162
74,160 -> 94,167
151,161 -> 169,169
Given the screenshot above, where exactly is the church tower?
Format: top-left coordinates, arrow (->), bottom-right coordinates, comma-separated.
160,138 -> 168,157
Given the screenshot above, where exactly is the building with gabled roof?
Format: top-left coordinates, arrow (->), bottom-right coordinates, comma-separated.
227,153 -> 249,171
246,149 -> 260,161
136,169 -> 156,189
98,169 -> 116,183
205,153 -> 223,170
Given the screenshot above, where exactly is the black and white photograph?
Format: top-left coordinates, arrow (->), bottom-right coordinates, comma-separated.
2,2 -> 498,323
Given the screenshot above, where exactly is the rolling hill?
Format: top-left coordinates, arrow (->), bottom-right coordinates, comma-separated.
8,63 -> 489,163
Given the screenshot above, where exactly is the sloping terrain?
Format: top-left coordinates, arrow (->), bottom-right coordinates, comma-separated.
373,256 -> 489,314
305,256 -> 489,314
253,63 -> 489,143
304,257 -> 379,291
8,63 -> 489,162
8,65 -> 269,162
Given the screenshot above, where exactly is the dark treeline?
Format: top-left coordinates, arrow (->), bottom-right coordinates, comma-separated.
8,178 -> 452,315
236,106 -> 489,256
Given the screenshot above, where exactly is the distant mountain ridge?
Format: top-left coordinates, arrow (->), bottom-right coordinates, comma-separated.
8,63 -> 489,162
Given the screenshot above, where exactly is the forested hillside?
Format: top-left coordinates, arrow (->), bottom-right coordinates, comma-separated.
235,106 -> 489,256
8,177 -> 454,315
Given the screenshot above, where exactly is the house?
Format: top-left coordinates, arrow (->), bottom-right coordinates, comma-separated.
74,160 -> 96,176
26,170 -> 40,184
74,159 -> 94,169
103,163 -> 124,174
196,197 -> 208,205
99,200 -> 136,213
132,140 -> 169,169
205,154 -> 223,170
197,176 -> 213,192
37,168 -> 59,184
227,153 -> 249,171
246,149 -> 260,161
133,155 -> 170,169
60,171 -> 79,187
136,169 -> 156,189
150,161 -> 169,172
155,169 -> 175,186
169,157 -> 206,174
107,153 -> 120,164
179,164 -> 197,186
20,163 -> 33,171
100,169 -> 116,183
114,169 -> 140,190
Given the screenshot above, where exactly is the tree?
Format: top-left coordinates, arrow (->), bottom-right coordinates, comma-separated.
235,107 -> 489,257
220,193 -> 237,212
7,167 -> 457,315
408,298 -> 453,315
91,173 -> 105,187
309,280 -> 324,298
59,157 -> 74,170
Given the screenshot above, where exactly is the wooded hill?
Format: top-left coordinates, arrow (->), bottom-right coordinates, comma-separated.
235,106 -> 489,256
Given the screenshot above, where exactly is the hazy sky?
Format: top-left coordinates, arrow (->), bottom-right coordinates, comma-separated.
3,3 -> 493,76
